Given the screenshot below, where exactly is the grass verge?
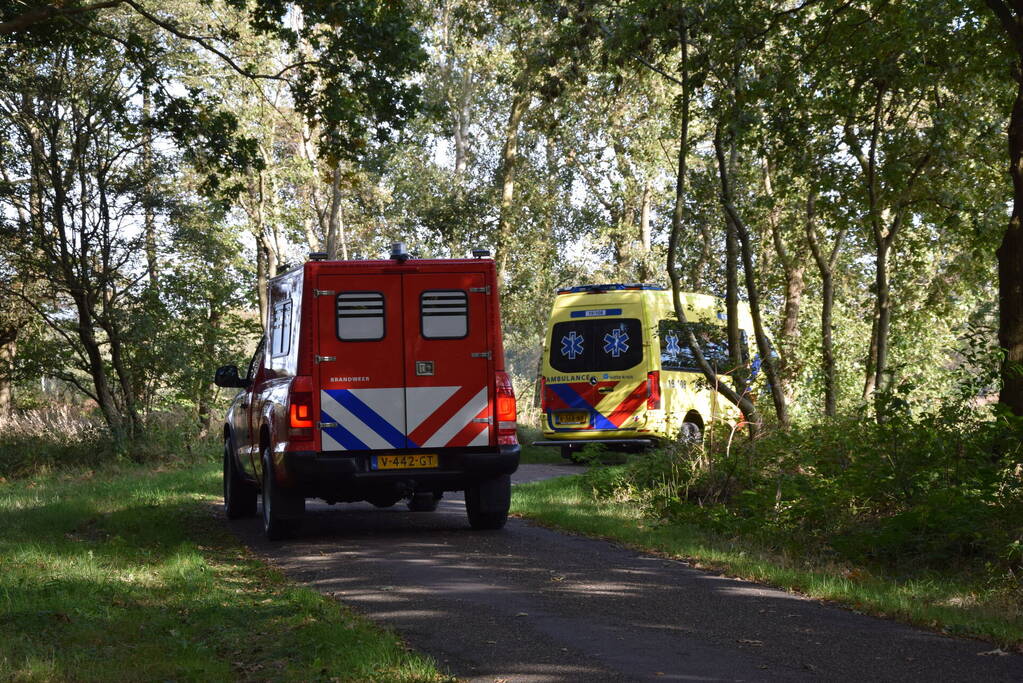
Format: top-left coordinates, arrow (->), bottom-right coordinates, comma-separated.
0,460 -> 449,681
517,444 -> 565,465
510,472 -> 1023,650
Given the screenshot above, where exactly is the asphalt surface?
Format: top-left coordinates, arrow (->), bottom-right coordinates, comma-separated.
231,463 -> 1023,682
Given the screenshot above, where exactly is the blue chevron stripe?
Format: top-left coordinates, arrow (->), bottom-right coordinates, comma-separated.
326,389 -> 413,449
319,407 -> 369,450
547,383 -> 616,430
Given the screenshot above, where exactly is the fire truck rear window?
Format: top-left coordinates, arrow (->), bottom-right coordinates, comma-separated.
421,290 -> 468,338
549,319 -> 642,373
336,292 -> 385,341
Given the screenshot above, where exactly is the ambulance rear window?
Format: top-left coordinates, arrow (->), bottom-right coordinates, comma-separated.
549,319 -> 642,373
337,291 -> 385,341
421,290 -> 468,339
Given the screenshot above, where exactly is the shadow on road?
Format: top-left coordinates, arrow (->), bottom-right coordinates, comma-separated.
228,464 -> 1023,683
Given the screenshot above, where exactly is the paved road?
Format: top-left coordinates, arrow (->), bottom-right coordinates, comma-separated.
231,464 -> 1023,682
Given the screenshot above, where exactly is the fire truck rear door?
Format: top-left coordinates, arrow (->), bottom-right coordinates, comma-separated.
315,274 -> 408,451
403,272 -> 493,449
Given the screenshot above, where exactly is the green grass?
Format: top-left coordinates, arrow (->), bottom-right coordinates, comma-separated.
510,473 -> 1023,649
0,460 -> 449,682
517,444 -> 565,464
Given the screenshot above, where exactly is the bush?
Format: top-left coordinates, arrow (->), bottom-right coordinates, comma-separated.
579,399 -> 1023,579
0,406 -> 220,479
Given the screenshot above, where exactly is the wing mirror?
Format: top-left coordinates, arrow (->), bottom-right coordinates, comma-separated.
214,364 -> 250,389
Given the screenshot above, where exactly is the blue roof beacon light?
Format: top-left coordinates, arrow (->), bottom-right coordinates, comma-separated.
556,283 -> 668,295
390,242 -> 410,263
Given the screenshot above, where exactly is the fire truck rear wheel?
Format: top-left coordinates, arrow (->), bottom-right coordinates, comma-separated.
465,475 -> 510,530
407,491 -> 441,512
223,441 -> 257,519
261,449 -> 304,541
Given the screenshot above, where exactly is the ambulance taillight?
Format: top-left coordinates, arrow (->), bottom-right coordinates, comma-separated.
288,376 -> 314,442
647,371 -> 661,410
495,371 -> 518,445
539,377 -> 548,411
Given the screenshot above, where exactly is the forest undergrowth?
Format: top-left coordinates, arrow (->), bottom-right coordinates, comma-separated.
542,390 -> 1023,644
0,406 -> 219,481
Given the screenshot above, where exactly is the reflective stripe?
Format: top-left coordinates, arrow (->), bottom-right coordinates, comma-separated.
421,387 -> 489,447
320,388 -> 406,451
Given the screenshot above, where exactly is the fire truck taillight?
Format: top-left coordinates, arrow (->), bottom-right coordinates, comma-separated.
288,376 -> 314,442
647,371 -> 661,410
290,401 -> 313,429
495,371 -> 518,445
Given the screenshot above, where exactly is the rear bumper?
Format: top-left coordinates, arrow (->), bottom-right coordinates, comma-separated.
532,439 -> 655,451
282,445 -> 520,500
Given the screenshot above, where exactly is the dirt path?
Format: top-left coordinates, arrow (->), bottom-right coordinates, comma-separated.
230,463 -> 1023,682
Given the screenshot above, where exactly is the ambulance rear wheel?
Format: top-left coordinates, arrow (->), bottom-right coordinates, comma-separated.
465,475 -> 510,530
223,441 -> 257,519
407,492 -> 441,512
679,421 -> 703,443
261,449 -> 304,541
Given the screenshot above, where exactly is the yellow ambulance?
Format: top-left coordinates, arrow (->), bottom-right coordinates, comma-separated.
533,284 -> 756,460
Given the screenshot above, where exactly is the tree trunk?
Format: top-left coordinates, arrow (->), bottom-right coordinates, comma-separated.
495,84 -> 529,282
256,232 -> 269,328
197,305 -> 221,438
326,161 -> 348,260
0,337 -> 14,415
725,215 -> 745,394
73,293 -> 124,442
454,69 -> 472,176
720,127 -> 745,395
666,24 -> 758,426
863,239 -> 890,400
142,86 -> 158,289
765,160 -> 805,401
1000,54 -> 1023,416
714,129 -> 789,427
639,183 -> 652,252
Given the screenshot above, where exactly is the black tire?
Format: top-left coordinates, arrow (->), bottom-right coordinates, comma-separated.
223,441 -> 257,519
465,475 -> 510,530
407,491 -> 441,512
679,421 -> 703,443
261,448 -> 304,541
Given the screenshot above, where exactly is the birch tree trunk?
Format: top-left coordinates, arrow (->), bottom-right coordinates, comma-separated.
495,79 -> 529,282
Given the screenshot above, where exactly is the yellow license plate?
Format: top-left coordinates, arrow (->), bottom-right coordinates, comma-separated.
554,411 -> 589,426
372,454 -> 438,470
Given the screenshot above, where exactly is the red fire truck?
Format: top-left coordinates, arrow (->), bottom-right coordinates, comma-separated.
214,244 -> 520,540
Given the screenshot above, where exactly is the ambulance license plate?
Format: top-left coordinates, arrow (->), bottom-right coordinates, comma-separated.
372,454 -> 438,470
554,411 -> 589,426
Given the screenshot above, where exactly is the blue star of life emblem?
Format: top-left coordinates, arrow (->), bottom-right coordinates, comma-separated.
603,326 -> 630,357
561,331 -> 584,360
665,332 -> 682,356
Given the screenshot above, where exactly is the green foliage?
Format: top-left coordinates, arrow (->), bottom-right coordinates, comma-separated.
0,407 -> 221,479
586,402 -> 1023,580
